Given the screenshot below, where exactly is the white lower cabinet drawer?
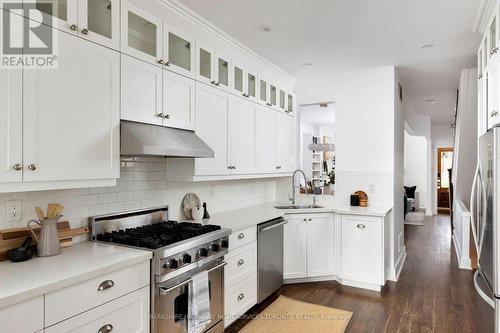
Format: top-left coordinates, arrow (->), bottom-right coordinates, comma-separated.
0,295 -> 43,333
45,261 -> 150,326
224,273 -> 257,328
225,241 -> 257,289
229,226 -> 256,251
45,286 -> 150,333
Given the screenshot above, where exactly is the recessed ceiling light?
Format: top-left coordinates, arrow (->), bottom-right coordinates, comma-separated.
421,43 -> 435,49
303,62 -> 313,66
259,25 -> 271,32
425,99 -> 437,104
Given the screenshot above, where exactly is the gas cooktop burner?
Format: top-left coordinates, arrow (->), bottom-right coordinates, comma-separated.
96,221 -> 222,249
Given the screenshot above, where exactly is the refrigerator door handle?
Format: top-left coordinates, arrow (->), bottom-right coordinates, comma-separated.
474,270 -> 496,309
470,163 -> 480,254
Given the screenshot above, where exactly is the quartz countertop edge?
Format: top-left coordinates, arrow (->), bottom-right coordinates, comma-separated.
0,241 -> 152,309
206,203 -> 393,231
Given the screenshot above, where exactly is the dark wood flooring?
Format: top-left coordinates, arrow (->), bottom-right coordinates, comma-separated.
225,214 -> 485,333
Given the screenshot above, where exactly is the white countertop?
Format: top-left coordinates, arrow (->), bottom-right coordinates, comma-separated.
0,241 -> 152,309
206,202 -> 392,232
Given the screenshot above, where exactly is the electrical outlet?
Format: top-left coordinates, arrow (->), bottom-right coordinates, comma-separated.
7,200 -> 21,222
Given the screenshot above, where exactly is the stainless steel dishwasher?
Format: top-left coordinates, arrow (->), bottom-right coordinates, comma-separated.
257,217 -> 287,303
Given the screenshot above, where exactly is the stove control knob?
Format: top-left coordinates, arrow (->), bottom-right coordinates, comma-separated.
210,243 -> 220,252
164,258 -> 178,270
220,239 -> 229,249
181,253 -> 192,264
197,247 -> 209,258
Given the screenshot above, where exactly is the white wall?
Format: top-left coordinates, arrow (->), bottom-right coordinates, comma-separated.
431,125 -> 455,214
0,158 -> 276,237
404,131 -> 428,211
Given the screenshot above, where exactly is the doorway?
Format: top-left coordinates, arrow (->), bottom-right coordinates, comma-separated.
437,147 -> 453,213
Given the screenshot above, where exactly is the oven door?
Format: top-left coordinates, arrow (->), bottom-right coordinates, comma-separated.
153,261 -> 225,333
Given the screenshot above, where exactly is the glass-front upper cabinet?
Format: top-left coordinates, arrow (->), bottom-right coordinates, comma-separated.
121,1 -> 163,66
270,84 -> 277,108
279,89 -> 286,111
215,52 -> 232,92
259,78 -> 269,106
489,15 -> 498,60
479,43 -> 484,79
234,66 -> 244,93
163,25 -> 195,78
24,0 -> 76,33
78,0 -> 120,49
286,92 -> 295,114
247,72 -> 257,101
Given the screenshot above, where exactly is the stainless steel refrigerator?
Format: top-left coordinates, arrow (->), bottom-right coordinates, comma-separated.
471,127 -> 500,333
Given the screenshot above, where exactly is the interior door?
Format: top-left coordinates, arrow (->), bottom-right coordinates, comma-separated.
228,97 -> 256,174
23,27 -> 119,182
121,54 -> 163,125
0,66 -> 23,183
195,84 -> 229,176
77,0 -> 120,50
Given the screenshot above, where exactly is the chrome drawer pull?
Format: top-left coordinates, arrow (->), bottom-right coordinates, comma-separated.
237,259 -> 245,266
237,293 -> 245,301
237,233 -> 245,240
97,280 -> 114,291
356,224 -> 366,229
98,324 -> 113,333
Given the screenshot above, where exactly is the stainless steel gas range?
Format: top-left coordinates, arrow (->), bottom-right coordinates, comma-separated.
89,206 -> 231,333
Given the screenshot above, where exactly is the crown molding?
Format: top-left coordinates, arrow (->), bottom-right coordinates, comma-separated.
156,0 -> 298,85
473,0 -> 497,33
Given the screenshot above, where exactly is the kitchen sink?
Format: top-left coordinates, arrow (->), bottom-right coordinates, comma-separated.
273,204 -> 324,209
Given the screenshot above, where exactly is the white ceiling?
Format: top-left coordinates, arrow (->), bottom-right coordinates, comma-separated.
179,0 -> 482,125
300,103 -> 336,128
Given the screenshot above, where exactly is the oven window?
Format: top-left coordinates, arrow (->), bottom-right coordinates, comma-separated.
174,293 -> 188,322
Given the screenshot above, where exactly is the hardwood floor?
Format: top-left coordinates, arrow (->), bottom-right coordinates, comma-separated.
225,214 -> 486,333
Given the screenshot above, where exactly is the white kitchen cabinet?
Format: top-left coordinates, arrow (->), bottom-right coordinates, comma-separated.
488,14 -> 499,64
341,214 -> 384,288
258,77 -> 269,106
228,97 -> 256,174
283,215 -> 308,279
163,24 -> 195,78
25,0 -> 120,50
488,57 -> 500,129
0,295 -> 44,333
256,107 -> 277,173
279,89 -> 287,112
478,42 -> 488,137
286,92 -> 296,114
269,83 -> 278,110
121,0 -> 163,66
23,27 -> 120,182
45,287 -> 150,333
194,83 -> 230,176
276,112 -> 296,172
121,54 -> 163,125
307,214 -> 335,277
163,69 -> 195,130
0,67 -> 22,183
232,60 -> 259,103
196,42 -> 232,91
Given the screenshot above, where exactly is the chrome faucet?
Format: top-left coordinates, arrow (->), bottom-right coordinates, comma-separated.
290,169 -> 310,204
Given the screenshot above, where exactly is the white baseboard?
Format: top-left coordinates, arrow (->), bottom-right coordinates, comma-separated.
337,278 -> 382,292
386,246 -> 407,281
452,234 -> 472,270
284,275 -> 337,284
425,208 -> 433,216
285,275 -> 382,292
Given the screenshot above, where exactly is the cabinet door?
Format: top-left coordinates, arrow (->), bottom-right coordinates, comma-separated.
233,64 -> 245,96
478,76 -> 488,137
121,54 -> 163,125
0,67 -> 23,183
279,89 -> 286,112
228,97 -> 256,174
256,107 -> 276,173
25,0 -> 78,35
269,84 -> 278,109
121,1 -> 163,66
195,84 -> 229,176
307,214 -> 335,277
162,70 -> 195,130
215,51 -> 232,92
77,0 -> 120,50
341,215 -> 383,285
283,216 -> 307,279
23,29 -> 119,182
286,92 -> 295,114
0,295 -> 43,333
196,42 -> 215,85
276,113 -> 296,172
488,15 -> 499,62
164,24 -> 195,78
488,59 -> 500,129
246,71 -> 258,102
259,78 -> 269,106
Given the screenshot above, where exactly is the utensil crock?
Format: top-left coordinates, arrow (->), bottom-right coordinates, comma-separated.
27,216 -> 62,257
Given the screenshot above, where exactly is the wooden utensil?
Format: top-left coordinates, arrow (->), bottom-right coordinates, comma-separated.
47,204 -> 64,218
35,207 -> 45,221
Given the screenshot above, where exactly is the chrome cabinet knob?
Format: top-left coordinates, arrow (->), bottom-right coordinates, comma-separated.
237,233 -> 245,240
81,28 -> 89,35
164,114 -> 170,119
98,324 -> 113,333
237,259 -> 245,266
356,224 -> 366,229
12,164 -> 22,171
165,61 -> 170,66
27,164 -> 36,171
491,47 -> 499,55
156,112 -> 164,118
69,24 -> 78,31
211,80 -> 217,85
158,59 -> 165,65
237,293 -> 245,301
491,111 -> 498,117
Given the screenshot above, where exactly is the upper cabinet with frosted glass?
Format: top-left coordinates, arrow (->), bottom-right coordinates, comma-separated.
233,61 -> 259,102
121,0 -> 195,77
487,11 -> 499,64
21,0 -> 120,50
196,42 -> 232,91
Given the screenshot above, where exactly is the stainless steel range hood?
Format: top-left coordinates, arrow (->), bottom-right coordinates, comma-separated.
120,120 -> 214,158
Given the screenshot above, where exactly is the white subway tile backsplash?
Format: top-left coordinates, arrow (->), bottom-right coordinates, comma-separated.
0,159 -> 277,232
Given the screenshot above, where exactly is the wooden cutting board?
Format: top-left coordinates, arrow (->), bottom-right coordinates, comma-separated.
0,222 -> 88,261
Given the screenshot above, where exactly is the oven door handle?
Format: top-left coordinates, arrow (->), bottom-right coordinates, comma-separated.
159,261 -> 227,295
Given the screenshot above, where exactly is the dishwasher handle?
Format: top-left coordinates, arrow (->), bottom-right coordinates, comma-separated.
260,220 -> 288,232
